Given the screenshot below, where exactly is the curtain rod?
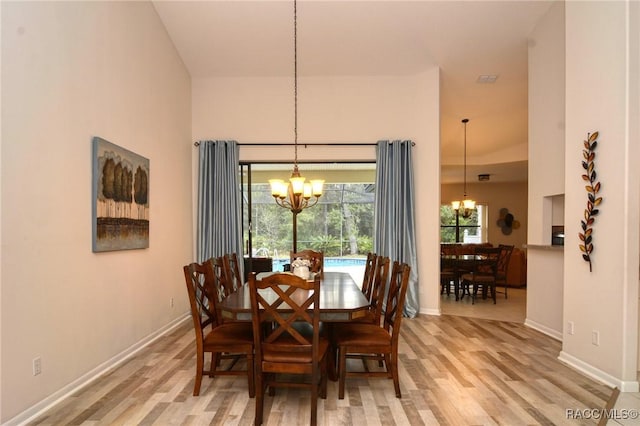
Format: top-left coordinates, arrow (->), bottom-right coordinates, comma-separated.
193,141 -> 414,147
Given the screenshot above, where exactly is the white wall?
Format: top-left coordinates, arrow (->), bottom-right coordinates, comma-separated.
560,0 -> 639,391
1,2 -> 193,422
441,181 -> 528,249
192,69 -> 442,315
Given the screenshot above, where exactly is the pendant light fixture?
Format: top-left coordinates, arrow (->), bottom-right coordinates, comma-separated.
268,0 -> 324,252
451,118 -> 476,218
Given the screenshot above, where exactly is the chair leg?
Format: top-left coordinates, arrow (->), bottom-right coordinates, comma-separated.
505,283 -> 508,299
338,347 -> 347,399
255,373 -> 264,425
320,356 -> 328,399
210,352 -> 219,377
327,344 -> 338,382
193,349 -> 204,396
387,353 -> 401,398
461,280 -> 471,300
311,373 -> 318,426
247,353 -> 255,398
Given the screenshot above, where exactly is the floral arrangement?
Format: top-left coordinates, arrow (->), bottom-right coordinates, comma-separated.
291,257 -> 311,269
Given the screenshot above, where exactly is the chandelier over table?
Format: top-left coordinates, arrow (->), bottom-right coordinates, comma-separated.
268,0 -> 324,252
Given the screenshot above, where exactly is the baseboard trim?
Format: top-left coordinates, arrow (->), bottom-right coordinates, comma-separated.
524,318 -> 563,341
558,351 -> 640,393
3,313 -> 190,426
420,307 -> 441,316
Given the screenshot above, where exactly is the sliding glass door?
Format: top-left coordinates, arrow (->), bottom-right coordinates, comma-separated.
240,162 -> 375,282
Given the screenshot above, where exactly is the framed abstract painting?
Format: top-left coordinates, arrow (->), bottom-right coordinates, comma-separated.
92,137 -> 149,252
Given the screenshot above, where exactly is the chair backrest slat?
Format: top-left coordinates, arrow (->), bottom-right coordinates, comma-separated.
210,256 -> 234,299
474,247 -> 501,276
183,261 -> 218,337
222,252 -> 243,292
496,244 -> 514,278
361,252 -> 377,299
383,261 -> 411,341
369,255 -> 390,325
249,272 -> 321,357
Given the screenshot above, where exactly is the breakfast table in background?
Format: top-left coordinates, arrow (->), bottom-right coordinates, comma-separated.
441,253 -> 485,300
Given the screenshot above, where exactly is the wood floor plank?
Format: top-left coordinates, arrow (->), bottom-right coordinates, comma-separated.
27,313 -> 616,425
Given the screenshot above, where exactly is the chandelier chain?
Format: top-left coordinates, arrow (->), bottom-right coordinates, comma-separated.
293,0 -> 298,164
463,118 -> 467,196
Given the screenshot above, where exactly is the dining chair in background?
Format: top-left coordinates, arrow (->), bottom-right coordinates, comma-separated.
327,255 -> 390,378
360,252 -> 377,299
460,247 -> 501,304
440,253 -> 460,300
222,252 -> 243,292
495,244 -> 514,299
248,272 -> 328,425
182,260 -> 255,397
211,256 -> 235,299
331,261 -> 411,399
440,270 -> 459,299
364,255 -> 390,326
290,249 -> 324,276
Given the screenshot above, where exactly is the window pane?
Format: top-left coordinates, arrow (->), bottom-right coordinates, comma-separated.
440,204 -> 486,243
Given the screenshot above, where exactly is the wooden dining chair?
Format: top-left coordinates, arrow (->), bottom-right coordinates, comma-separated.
248,272 -> 328,425
495,244 -> 514,299
440,269 -> 459,298
332,261 -> 411,399
329,256 -> 389,327
360,252 -> 377,299
440,251 -> 460,300
364,255 -> 390,325
290,249 -> 324,275
460,247 -> 501,304
182,261 -> 255,397
210,256 -> 235,300
325,256 -> 388,381
222,252 -> 243,293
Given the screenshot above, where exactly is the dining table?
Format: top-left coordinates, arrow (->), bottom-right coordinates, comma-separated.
441,253 -> 485,269
219,271 -> 371,322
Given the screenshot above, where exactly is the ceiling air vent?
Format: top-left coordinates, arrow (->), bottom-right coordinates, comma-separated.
477,75 -> 498,84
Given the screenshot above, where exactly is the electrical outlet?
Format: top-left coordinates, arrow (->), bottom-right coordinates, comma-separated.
568,321 -> 575,335
592,330 -> 600,346
33,357 -> 42,376
170,297 -> 174,308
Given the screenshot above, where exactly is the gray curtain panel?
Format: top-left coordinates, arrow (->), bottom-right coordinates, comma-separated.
374,140 -> 419,317
196,140 -> 243,264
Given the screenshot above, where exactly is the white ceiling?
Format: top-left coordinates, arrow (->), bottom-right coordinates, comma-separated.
152,0 -> 555,183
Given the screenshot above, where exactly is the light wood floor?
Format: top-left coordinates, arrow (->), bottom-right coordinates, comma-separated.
29,298 -> 615,426
440,285 -> 527,323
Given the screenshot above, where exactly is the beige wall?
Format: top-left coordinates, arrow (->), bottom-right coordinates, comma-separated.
192,70 -> 443,316
441,181 -> 528,249
559,0 -> 639,391
526,1 -> 566,338
1,2 -> 192,422
528,0 -> 640,391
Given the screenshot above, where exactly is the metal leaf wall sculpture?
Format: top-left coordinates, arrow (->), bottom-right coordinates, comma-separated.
578,131 -> 602,272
